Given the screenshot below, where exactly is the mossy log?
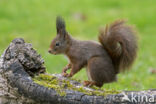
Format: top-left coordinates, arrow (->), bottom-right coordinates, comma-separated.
0,38 -> 155,104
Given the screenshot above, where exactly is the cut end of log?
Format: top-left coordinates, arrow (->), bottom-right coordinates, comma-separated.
2,38 -> 46,76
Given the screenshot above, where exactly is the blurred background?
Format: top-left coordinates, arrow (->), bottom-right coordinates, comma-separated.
0,0 -> 155,90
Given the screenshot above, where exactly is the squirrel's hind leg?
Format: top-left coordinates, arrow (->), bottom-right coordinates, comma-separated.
83,81 -> 103,87
86,56 -> 116,87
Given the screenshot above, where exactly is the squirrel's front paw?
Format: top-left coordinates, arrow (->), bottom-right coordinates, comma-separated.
62,72 -> 68,77
62,72 -> 72,77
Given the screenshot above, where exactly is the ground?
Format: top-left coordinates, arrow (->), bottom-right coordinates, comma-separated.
0,0 -> 156,90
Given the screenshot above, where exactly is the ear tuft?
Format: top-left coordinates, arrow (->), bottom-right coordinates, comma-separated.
56,16 -> 66,33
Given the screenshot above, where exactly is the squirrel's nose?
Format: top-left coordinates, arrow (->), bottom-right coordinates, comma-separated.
48,49 -> 52,53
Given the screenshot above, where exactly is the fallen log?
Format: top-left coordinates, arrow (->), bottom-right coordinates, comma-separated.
0,38 -> 155,104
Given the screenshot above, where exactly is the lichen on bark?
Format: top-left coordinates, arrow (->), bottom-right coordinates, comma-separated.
33,74 -> 120,97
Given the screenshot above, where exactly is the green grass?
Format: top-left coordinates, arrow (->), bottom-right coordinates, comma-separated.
0,0 -> 155,90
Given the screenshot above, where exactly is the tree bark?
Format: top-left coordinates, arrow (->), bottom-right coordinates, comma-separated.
0,38 -> 155,104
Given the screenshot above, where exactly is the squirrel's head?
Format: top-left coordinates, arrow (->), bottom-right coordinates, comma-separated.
48,16 -> 70,55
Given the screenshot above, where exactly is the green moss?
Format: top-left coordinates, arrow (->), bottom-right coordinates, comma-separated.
33,74 -> 120,97
33,74 -> 67,96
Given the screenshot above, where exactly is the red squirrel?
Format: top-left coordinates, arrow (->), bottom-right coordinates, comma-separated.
48,16 -> 138,87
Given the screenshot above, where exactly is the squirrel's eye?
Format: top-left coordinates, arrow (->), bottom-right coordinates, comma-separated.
55,42 -> 60,46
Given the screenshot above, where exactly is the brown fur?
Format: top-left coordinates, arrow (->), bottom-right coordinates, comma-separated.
48,17 -> 138,87
98,20 -> 138,73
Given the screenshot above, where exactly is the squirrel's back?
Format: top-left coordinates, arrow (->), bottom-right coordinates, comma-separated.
67,37 -> 111,61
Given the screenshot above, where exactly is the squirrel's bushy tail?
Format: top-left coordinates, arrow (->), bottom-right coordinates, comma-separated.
98,20 -> 138,73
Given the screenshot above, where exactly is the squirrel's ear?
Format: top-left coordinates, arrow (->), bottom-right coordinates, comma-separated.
56,16 -> 66,36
